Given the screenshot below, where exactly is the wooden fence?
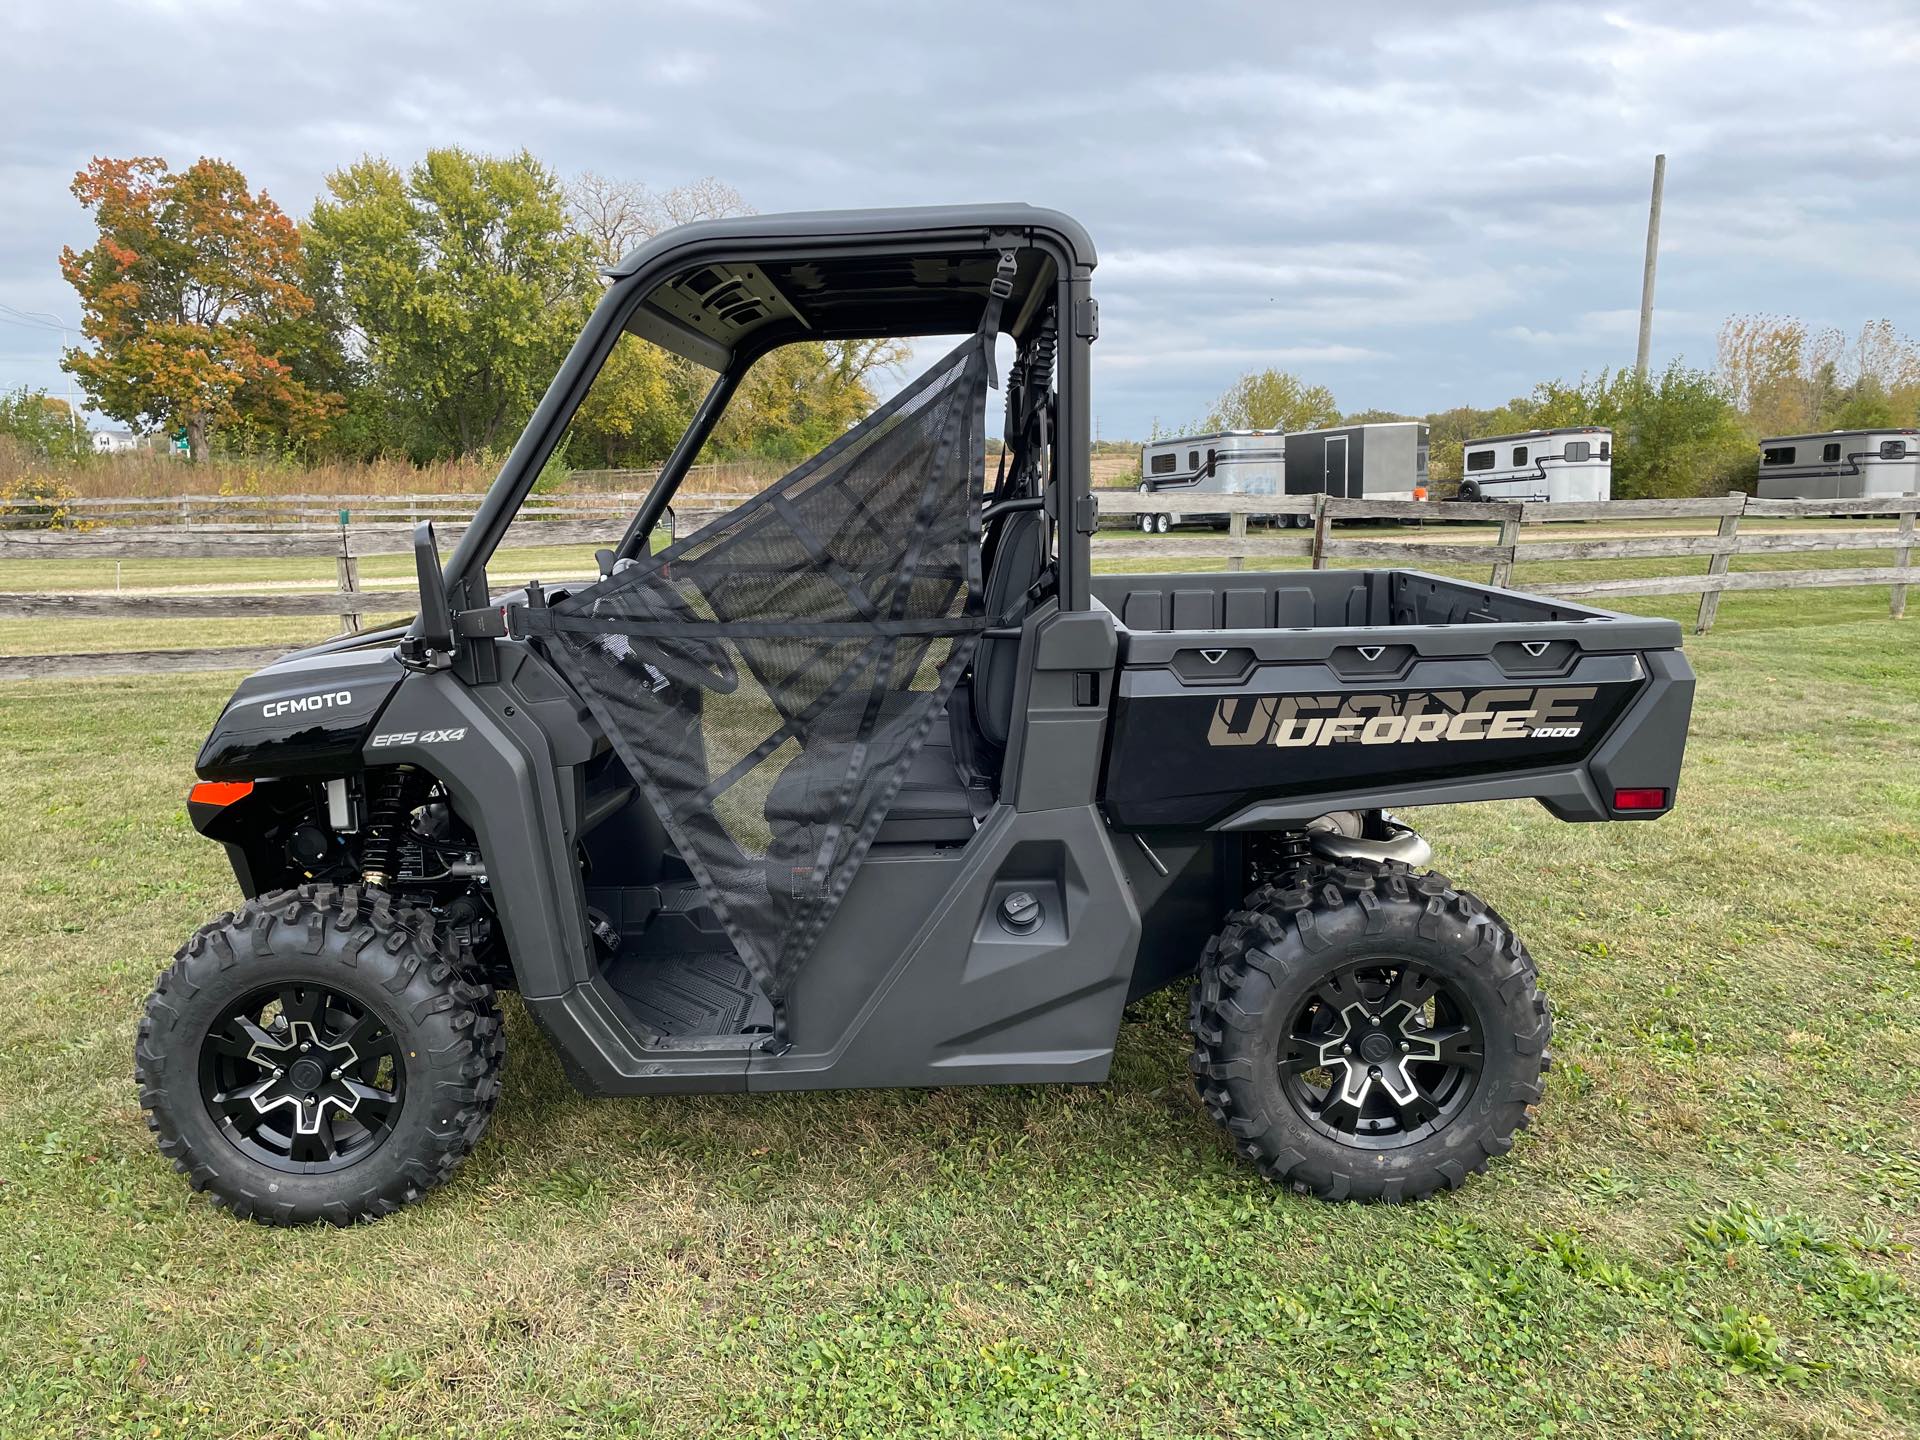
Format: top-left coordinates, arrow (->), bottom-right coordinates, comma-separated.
0,490 -> 1910,681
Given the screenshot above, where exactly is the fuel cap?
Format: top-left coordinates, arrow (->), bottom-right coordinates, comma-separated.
1000,890 -> 1042,934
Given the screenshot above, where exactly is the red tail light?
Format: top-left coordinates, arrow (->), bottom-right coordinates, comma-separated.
1612,787 -> 1668,811
189,780 -> 254,808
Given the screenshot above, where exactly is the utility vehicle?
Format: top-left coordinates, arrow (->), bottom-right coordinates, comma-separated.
136,206 -> 1694,1224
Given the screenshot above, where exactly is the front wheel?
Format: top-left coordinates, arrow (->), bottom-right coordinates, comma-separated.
1189,862 -> 1550,1201
135,885 -> 505,1225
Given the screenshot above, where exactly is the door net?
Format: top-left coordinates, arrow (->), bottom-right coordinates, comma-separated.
519,324 -> 996,1024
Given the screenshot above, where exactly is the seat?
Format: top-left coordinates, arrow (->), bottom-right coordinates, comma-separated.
760,507 -> 1051,850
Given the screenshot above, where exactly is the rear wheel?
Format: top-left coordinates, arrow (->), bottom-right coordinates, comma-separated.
1152,512 -> 1171,534
1189,862 -> 1550,1201
135,885 -> 505,1225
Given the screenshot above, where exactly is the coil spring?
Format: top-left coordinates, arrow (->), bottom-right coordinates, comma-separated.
359,768 -> 414,888
1246,829 -> 1314,892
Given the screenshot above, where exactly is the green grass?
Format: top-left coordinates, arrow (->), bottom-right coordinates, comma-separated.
0,597 -> 1916,1436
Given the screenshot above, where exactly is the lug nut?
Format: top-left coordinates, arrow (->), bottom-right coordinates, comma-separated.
330,1068 -> 342,1080
271,1067 -> 284,1078
1399,1041 -> 1411,1053
1368,1014 -> 1380,1026
1341,1044 -> 1352,1056
1369,1066 -> 1381,1078
299,1042 -> 311,1053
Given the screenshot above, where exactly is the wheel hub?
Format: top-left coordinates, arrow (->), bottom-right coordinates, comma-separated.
1280,960 -> 1485,1148
1313,999 -> 1442,1112
245,1020 -> 364,1136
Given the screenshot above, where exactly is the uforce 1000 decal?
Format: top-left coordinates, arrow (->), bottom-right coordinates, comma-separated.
1206,686 -> 1598,749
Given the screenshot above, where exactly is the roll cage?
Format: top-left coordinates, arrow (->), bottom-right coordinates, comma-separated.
431,204 -> 1101,650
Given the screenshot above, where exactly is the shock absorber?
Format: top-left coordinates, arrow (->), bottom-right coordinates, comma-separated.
1246,829 -> 1314,892
358,768 -> 414,889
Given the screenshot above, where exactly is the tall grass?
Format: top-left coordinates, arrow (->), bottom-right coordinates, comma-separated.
0,442 -> 787,501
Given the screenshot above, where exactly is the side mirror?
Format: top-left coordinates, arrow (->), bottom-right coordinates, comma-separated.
412,520 -> 454,652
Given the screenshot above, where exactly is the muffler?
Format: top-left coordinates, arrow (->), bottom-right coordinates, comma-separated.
1307,813 -> 1433,869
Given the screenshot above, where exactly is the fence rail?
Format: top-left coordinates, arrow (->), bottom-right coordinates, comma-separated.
0,491 -> 1910,682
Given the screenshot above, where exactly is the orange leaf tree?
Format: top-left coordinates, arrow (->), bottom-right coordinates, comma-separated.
60,156 -> 337,462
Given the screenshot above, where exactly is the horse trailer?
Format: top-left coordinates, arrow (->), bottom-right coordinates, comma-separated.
1136,429 -> 1285,533
1458,428 -> 1612,505
1282,423 -> 1430,526
1755,429 -> 1920,502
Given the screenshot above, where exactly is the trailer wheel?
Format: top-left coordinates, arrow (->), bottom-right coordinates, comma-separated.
135,885 -> 505,1225
1152,513 -> 1171,534
1137,514 -> 1154,534
1188,862 -> 1550,1202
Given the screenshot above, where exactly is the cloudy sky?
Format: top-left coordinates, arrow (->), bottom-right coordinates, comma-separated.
3,0 -> 1917,439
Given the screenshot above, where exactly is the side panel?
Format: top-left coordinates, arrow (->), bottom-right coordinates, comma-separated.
1105,651 -> 1649,828
751,803 -> 1141,1090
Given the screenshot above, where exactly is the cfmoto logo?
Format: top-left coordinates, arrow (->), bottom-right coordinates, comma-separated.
261,690 -> 353,719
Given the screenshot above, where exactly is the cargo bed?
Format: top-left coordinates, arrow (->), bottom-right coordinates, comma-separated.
1092,569 -> 1694,831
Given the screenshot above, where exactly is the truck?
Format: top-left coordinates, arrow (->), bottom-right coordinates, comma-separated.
1756,428 -> 1920,502
134,205 -> 1694,1225
1458,427 -> 1613,504
1282,421 -> 1431,521
1135,429 -> 1285,533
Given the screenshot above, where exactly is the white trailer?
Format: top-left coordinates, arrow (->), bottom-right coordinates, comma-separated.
1755,429 -> 1920,502
1136,429 -> 1285,533
1459,427 -> 1612,504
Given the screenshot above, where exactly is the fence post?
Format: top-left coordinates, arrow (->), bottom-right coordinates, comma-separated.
1695,493 -> 1745,634
337,510 -> 361,635
1893,493 -> 1916,620
1489,504 -> 1522,588
1309,494 -> 1329,570
1227,510 -> 1246,573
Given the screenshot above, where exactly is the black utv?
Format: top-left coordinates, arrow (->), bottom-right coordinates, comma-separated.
136,206 -> 1694,1224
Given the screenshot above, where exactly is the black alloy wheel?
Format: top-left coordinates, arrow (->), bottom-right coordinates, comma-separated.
198,980 -> 406,1173
1279,959 -> 1484,1148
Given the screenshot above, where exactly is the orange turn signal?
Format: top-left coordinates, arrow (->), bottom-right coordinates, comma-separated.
189,780 -> 254,808
1413,486 -> 1429,501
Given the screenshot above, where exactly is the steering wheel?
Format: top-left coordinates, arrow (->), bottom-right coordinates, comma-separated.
596,572 -> 739,695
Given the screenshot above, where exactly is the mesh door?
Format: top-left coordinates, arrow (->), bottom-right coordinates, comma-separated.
520,334 -> 991,1018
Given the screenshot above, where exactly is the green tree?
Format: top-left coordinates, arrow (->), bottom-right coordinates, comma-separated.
0,387 -> 90,464
308,149 -> 595,459
59,155 -> 335,462
1513,364 -> 1749,498
1205,368 -> 1340,433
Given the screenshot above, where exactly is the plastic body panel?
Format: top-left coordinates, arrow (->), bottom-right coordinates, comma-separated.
195,649 -> 403,781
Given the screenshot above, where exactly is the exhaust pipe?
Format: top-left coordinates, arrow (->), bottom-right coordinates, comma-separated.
1307,818 -> 1432,869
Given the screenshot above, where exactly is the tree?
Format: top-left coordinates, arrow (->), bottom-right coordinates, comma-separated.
568,172 -> 749,268
1716,315 -> 1920,436
308,149 -> 596,458
1205,369 -> 1340,433
562,171 -> 906,468
0,387 -> 89,464
59,156 -> 334,462
1515,364 -> 1749,499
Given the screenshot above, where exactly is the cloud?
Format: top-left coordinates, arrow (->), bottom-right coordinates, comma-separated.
2,0 -> 1916,435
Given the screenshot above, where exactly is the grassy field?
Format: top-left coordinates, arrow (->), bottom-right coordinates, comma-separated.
0,578 -> 1916,1436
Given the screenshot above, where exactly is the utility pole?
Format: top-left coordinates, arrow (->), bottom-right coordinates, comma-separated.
1635,153 -> 1666,378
